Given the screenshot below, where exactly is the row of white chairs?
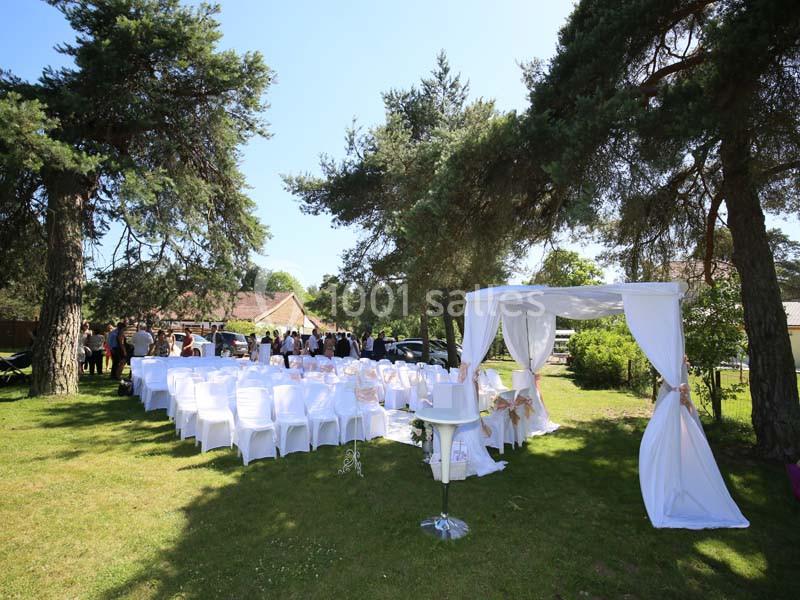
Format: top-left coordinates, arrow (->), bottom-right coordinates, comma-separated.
131,356 -> 516,462
131,357 -> 388,465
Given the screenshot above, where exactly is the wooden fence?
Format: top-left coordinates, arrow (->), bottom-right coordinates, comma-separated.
0,320 -> 37,350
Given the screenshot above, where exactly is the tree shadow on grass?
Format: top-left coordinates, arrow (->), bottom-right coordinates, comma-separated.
96,416 -> 800,600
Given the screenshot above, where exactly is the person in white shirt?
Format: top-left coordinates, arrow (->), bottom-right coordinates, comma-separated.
348,333 -> 361,358
364,332 -> 374,359
131,324 -> 154,357
307,328 -> 320,356
281,330 -> 295,368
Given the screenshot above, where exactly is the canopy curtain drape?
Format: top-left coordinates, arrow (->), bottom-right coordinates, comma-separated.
623,293 -> 749,529
455,283 -> 748,529
501,309 -> 559,435
443,296 -> 506,476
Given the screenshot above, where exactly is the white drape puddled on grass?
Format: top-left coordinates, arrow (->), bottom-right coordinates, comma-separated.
623,291 -> 748,529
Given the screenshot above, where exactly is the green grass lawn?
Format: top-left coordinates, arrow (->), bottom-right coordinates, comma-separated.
0,363 -> 798,599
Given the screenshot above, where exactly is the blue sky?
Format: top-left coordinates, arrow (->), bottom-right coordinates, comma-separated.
1,0 -> 797,287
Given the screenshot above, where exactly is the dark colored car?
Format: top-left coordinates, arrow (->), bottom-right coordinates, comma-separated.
400,338 -> 462,356
387,340 -> 449,367
219,332 -> 249,357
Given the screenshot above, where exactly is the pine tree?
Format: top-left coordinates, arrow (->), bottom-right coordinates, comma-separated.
0,1 -> 272,395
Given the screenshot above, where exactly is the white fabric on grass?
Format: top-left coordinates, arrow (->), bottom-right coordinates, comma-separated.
623,290 -> 748,529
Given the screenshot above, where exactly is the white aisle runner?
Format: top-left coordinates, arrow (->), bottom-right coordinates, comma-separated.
384,409 -> 415,446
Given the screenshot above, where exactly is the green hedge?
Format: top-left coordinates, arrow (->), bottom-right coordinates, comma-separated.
567,326 -> 650,393
223,320 -> 268,337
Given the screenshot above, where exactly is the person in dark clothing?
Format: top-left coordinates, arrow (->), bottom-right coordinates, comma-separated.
109,321 -> 128,379
335,332 -> 349,358
209,324 -> 223,356
372,331 -> 387,360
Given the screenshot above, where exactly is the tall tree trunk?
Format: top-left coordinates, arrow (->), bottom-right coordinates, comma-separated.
442,291 -> 459,368
31,183 -> 84,396
721,133 -> 800,462
420,307 -> 430,363
455,313 -> 465,338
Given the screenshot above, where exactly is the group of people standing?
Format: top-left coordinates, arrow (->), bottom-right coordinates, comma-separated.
254,329 -> 389,367
78,320 -> 393,380
78,322 -> 185,380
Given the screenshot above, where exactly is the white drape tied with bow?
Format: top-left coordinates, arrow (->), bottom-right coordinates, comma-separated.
501,310 -> 560,436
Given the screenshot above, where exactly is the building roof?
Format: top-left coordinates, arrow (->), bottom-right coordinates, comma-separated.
217,291 -> 294,321
165,291 -> 297,322
786,302 -> 800,327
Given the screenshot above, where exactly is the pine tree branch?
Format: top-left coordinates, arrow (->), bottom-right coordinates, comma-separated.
758,159 -> 800,181
639,51 -> 708,97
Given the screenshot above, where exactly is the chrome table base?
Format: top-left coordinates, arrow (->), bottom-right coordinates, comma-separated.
420,481 -> 469,540
420,514 -> 470,540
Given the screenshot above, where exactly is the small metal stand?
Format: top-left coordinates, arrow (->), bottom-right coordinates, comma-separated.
338,437 -> 363,477
415,409 -> 477,541
420,482 -> 469,540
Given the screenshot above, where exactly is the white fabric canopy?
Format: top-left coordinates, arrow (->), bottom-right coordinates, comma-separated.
459,282 -> 748,530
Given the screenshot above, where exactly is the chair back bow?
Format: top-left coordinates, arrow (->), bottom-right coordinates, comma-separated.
382,370 -> 397,384
493,395 -> 520,426
344,364 -> 359,376
515,392 -> 534,418
355,386 -> 379,403
320,362 -> 335,373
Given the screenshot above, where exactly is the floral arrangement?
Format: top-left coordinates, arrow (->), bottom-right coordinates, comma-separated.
410,418 -> 433,445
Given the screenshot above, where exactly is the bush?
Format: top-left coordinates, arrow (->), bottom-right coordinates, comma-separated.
567,326 -> 650,392
223,319 -> 268,337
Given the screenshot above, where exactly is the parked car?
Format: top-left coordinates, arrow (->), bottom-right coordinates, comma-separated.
171,332 -> 212,357
219,331 -> 249,357
401,338 -> 462,356
387,340 -> 449,367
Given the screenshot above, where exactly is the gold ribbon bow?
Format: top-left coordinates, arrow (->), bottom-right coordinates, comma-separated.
494,396 -> 520,426
677,382 -> 694,414
458,362 -> 480,383
458,362 -> 469,383
363,368 -> 378,379
383,370 -> 397,384
479,417 -> 492,437
320,363 -> 334,373
355,386 -> 379,403
515,393 -> 534,419
344,364 -> 359,376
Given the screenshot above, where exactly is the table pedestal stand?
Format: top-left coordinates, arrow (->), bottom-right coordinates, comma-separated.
417,417 -> 472,540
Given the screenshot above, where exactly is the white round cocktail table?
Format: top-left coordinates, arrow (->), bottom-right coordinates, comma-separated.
415,407 -> 478,540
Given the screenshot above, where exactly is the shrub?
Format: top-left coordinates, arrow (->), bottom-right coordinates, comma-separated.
224,319 -> 268,337
683,277 -> 746,421
567,326 -> 650,392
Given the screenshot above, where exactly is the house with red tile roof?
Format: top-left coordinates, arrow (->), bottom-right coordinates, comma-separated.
164,291 -> 333,334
